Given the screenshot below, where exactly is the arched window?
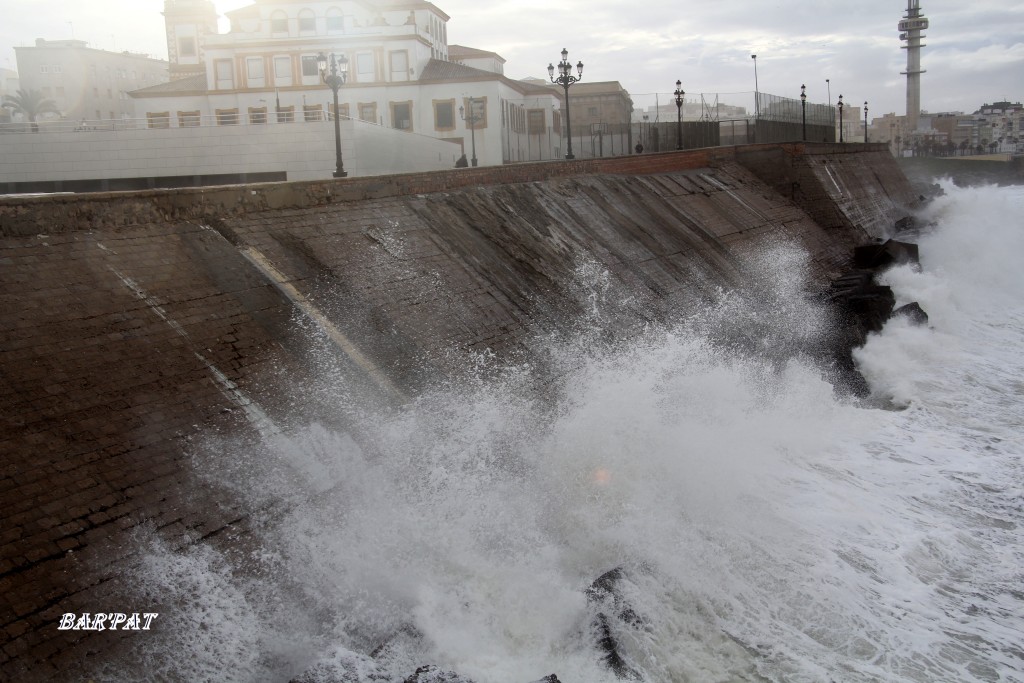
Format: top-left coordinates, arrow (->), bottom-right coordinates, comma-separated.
298,9 -> 316,34
326,7 -> 344,33
270,10 -> 288,34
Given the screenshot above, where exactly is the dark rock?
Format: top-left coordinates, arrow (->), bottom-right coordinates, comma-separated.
403,664 -> 474,683
852,239 -> 920,270
893,301 -> 929,326
527,676 -> 562,683
894,216 -> 917,234
585,568 -> 644,680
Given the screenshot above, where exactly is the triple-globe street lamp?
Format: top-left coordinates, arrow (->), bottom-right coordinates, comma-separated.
838,94 -> 845,143
674,80 -> 685,150
800,84 -> 807,141
459,97 -> 481,167
317,51 -> 349,178
547,48 -> 583,159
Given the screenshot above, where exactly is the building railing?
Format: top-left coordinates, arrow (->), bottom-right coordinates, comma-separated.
0,109 -> 359,134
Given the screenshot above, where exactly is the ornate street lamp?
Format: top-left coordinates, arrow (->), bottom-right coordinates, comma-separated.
837,94 -> 844,143
459,97 -> 481,167
863,101 -> 869,143
317,51 -> 349,178
674,80 -> 685,150
800,84 -> 807,141
547,47 -> 583,159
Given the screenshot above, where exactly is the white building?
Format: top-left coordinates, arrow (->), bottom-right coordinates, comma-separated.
131,0 -> 565,167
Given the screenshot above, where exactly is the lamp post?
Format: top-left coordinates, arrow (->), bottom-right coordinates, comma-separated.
459,97 -> 480,167
751,54 -> 759,119
317,51 -> 348,178
800,84 -> 807,141
823,78 -> 831,141
548,47 -> 583,159
674,80 -> 685,150
837,94 -> 844,143
642,113 -> 649,150
863,101 -> 869,143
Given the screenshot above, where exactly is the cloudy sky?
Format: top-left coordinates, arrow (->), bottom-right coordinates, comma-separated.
2,0 -> 1021,118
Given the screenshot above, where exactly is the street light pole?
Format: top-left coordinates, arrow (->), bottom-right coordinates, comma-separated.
838,94 -> 844,143
823,78 -> 831,141
751,54 -> 759,119
459,97 -> 480,167
317,51 -> 348,178
800,84 -> 807,141
548,47 -> 583,160
674,80 -> 685,150
863,101 -> 869,143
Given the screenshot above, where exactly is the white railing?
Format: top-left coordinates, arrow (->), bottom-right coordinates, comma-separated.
0,110 -> 357,134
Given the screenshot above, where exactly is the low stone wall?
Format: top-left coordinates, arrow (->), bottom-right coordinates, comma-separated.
0,143 -> 917,678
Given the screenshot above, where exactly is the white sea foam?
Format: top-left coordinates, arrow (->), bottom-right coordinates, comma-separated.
112,184 -> 1024,683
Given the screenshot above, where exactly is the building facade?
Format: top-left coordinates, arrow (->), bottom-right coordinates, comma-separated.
130,0 -> 564,167
13,39 -> 168,123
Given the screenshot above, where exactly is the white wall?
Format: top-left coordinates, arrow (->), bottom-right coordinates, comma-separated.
0,119 -> 458,185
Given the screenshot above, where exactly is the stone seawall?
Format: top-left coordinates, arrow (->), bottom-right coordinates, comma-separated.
0,142 -> 916,678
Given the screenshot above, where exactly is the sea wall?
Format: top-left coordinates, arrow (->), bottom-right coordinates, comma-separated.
0,142 -> 917,677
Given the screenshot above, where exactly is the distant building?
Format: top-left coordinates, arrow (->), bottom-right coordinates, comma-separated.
130,0 -> 564,166
0,68 -> 19,124
13,38 -> 168,123
869,101 -> 1023,157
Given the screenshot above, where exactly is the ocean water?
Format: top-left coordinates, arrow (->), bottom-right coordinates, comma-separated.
108,183 -> 1024,683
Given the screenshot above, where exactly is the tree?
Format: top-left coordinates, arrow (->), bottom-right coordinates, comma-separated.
959,139 -> 969,157
1,89 -> 60,132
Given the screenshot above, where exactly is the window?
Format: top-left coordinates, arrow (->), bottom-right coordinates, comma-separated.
298,10 -> 316,33
42,87 -> 51,98
277,105 -> 295,123
328,103 -> 349,120
434,100 -> 454,130
587,106 -> 598,117
463,97 -> 487,129
326,9 -> 344,32
53,65 -> 62,74
301,55 -> 319,77
249,106 -> 268,124
274,56 -> 292,86
391,101 -> 412,130
147,111 -> 171,129
528,109 -> 545,134
215,59 -> 234,89
216,108 -> 239,125
107,89 -> 113,98
303,104 -> 323,122
40,65 -> 49,73
271,12 -> 288,33
389,50 -> 408,82
246,57 -> 265,87
356,53 -> 374,81
179,37 -> 196,57
177,110 -> 201,127
358,102 -> 376,123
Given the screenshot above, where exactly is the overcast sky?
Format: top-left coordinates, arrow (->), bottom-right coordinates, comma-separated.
2,1 -> 1021,118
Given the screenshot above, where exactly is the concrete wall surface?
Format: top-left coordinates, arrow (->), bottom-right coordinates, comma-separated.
0,143 -> 917,678
0,119 -> 458,187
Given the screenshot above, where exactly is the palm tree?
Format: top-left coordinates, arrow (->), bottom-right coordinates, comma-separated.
1,89 -> 60,132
